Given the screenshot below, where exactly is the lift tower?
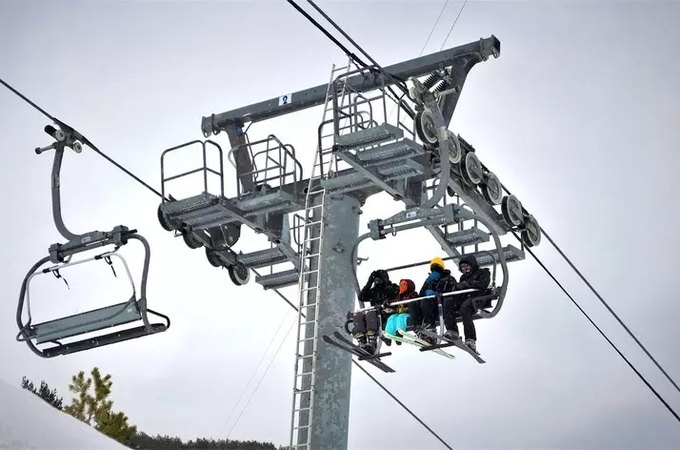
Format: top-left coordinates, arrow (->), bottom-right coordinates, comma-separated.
157,36 -> 541,449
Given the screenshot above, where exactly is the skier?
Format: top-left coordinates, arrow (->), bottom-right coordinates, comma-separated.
383,279 -> 418,344
352,270 -> 398,354
443,255 -> 491,353
410,257 -> 457,343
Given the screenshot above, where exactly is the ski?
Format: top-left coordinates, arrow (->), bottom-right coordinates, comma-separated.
323,333 -> 395,373
383,330 -> 455,359
417,329 -> 486,364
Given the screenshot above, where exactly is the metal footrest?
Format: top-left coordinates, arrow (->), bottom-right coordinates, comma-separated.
256,268 -> 300,289
237,247 -> 289,269
161,192 -> 219,216
445,227 -> 490,247
321,172 -> 372,193
469,244 -> 525,267
41,323 -> 167,358
335,123 -> 404,150
356,138 -> 423,166
184,206 -> 235,230
236,190 -> 301,214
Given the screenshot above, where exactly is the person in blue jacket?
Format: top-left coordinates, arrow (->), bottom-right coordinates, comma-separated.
409,257 -> 457,343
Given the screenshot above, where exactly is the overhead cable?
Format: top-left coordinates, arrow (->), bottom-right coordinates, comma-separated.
0,77 -> 165,200
421,0 -> 451,55
439,0 -> 469,51
515,232 -> 680,424
276,290 -> 454,449
291,0 -> 414,118
502,180 -> 680,397
540,227 -> 680,395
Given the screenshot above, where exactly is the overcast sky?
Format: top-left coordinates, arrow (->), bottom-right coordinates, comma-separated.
1,1 -> 680,449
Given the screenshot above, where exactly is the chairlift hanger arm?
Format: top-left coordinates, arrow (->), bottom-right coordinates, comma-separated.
201,36 -> 500,135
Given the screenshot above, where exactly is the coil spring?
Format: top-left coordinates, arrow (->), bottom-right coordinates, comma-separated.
423,72 -> 439,89
435,80 -> 450,92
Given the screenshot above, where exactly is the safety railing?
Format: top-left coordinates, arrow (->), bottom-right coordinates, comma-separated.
231,134 -> 303,197
160,140 -> 224,202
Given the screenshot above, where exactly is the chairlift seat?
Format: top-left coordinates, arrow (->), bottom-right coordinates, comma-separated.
31,299 -> 142,344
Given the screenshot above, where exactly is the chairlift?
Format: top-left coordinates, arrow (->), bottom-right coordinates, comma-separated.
16,123 -> 169,358
325,202 -> 510,368
16,238 -> 170,358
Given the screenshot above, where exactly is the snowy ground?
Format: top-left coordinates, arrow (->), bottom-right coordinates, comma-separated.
0,378 -> 127,450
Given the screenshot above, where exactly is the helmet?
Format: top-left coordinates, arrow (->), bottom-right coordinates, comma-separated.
430,257 -> 445,270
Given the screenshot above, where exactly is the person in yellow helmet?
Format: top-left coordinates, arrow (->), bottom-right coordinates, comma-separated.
409,257 -> 457,344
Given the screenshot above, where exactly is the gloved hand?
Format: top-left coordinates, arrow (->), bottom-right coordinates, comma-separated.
425,289 -> 437,297
456,281 -> 470,290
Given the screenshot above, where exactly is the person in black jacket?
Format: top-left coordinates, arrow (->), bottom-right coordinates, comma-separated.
352,270 -> 399,354
443,255 -> 490,352
409,257 -> 456,343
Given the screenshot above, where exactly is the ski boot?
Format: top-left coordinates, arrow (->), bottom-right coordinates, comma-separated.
418,324 -> 436,345
444,329 -> 460,341
354,333 -> 368,351
364,332 -> 378,355
465,338 -> 478,354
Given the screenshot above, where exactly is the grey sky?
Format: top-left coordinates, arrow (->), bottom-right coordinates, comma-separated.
1,1 -> 679,449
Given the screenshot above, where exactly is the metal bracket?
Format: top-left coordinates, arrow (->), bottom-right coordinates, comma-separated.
367,204 -> 463,240
48,225 -> 132,264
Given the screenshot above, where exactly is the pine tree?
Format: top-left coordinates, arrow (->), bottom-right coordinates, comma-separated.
21,376 -> 64,410
97,410 -> 137,445
63,370 -> 93,422
63,367 -> 138,445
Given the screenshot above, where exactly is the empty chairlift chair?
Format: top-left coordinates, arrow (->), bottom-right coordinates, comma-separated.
16,233 -> 169,358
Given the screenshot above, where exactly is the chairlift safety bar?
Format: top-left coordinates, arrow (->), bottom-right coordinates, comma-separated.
355,288 -> 479,313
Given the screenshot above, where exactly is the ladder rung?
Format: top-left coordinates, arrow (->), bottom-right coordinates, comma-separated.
298,336 -> 316,342
294,387 -> 314,393
298,320 -> 317,326
301,269 -> 319,275
293,406 -> 312,413
293,424 -> 312,430
296,371 -> 314,377
297,353 -> 315,359
300,286 -> 318,292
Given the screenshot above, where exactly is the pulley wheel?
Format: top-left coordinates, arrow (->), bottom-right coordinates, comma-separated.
157,205 -> 173,231
228,262 -> 250,286
462,152 -> 483,185
415,109 -> 438,146
205,248 -> 223,267
501,195 -> 524,226
224,223 -> 241,247
182,229 -> 203,249
482,172 -> 503,205
521,214 -> 541,247
446,131 -> 462,165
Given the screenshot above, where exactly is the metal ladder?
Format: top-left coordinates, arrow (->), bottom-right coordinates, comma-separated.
289,61 -> 351,450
